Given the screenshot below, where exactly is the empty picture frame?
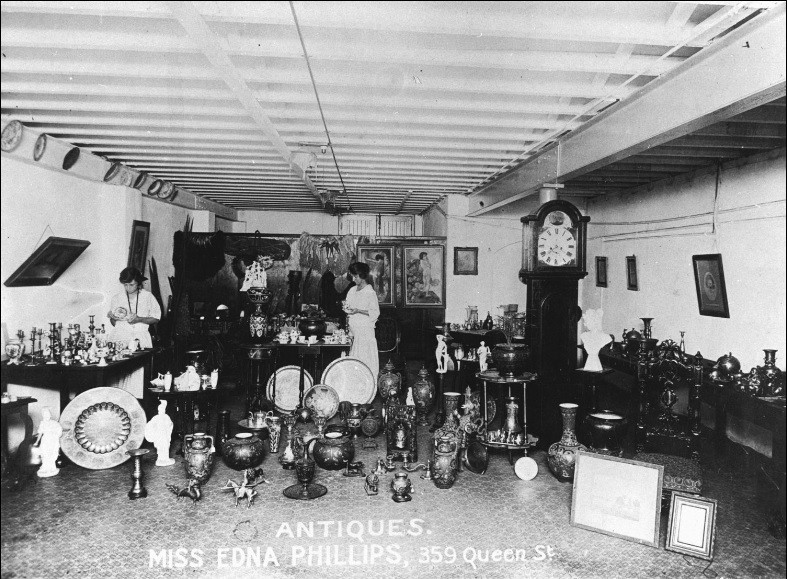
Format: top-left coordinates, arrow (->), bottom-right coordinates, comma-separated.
692,253 -> 729,318
454,246 -> 478,275
626,255 -> 638,291
596,256 -> 608,288
666,492 -> 718,561
4,236 -> 91,287
571,450 -> 664,547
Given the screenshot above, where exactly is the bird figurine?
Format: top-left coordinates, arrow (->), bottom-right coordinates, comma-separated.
165,479 -> 202,505
244,467 -> 270,485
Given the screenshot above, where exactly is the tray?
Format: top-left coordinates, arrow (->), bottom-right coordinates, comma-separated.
59,386 -> 146,470
303,384 -> 341,419
320,356 -> 376,405
266,365 -> 313,413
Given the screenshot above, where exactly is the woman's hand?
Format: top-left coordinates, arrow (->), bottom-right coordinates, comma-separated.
126,313 -> 140,324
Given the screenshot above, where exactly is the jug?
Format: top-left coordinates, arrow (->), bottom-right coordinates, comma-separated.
150,373 -> 166,388
248,410 -> 273,428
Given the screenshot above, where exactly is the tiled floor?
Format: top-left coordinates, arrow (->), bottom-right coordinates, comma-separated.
2,364 -> 785,579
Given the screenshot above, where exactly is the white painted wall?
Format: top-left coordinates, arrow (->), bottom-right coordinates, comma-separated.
423,195 -> 524,324
1,155 -> 192,443
582,151 -> 786,370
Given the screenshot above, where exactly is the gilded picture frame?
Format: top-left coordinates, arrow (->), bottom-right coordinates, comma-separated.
403,245 -> 445,308
356,244 -> 395,306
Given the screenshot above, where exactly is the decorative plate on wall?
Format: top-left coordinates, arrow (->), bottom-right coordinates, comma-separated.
1,120 -> 24,152
267,365 -> 313,413
320,356 -> 376,405
59,387 -> 146,470
33,133 -> 47,161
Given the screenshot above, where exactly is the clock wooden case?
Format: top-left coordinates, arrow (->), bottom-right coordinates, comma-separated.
520,200 -> 590,443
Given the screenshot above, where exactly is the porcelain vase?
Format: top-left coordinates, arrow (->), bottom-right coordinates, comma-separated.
547,403 -> 586,482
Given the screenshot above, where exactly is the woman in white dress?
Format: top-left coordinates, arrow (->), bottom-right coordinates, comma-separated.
107,267 -> 161,349
343,261 -> 380,382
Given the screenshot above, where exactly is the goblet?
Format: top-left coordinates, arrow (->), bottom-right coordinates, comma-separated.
283,458 -> 327,500
313,414 -> 327,438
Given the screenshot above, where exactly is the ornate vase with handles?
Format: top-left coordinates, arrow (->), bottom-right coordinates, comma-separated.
377,360 -> 402,402
491,343 -> 529,377
222,432 -> 266,471
547,403 -> 586,482
432,433 -> 459,489
308,430 -> 355,470
759,349 -> 784,396
391,472 -> 413,502
183,432 -> 215,484
412,366 -> 435,426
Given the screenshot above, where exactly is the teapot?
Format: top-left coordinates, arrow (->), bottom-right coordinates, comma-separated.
248,410 -> 274,428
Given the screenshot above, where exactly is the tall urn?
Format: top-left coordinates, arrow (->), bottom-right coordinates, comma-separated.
412,366 -> 435,426
547,403 -> 586,482
432,433 -> 459,489
183,433 -> 215,484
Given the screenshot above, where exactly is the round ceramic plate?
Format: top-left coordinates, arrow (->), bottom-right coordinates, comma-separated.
266,365 -> 313,413
1,120 -> 23,152
320,356 -> 375,405
464,439 -> 489,474
62,147 -> 80,170
303,384 -> 340,419
514,456 -> 538,481
33,133 -> 47,161
59,387 -> 146,470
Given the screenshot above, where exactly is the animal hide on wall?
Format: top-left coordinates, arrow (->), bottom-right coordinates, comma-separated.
173,231 -> 227,281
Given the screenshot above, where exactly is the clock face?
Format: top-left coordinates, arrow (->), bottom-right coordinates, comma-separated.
537,213 -> 577,266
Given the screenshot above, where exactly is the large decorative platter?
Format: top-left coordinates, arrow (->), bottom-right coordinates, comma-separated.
320,356 -> 376,405
266,365 -> 313,413
303,384 -> 340,419
59,387 -> 146,470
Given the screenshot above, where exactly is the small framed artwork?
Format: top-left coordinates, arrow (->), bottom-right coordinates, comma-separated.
4,236 -> 91,287
666,492 -> 718,561
571,450 -> 664,547
626,255 -> 638,291
356,244 -> 395,306
454,246 -> 478,275
127,220 -> 150,274
403,245 -> 445,308
692,254 -> 729,318
595,256 -> 608,288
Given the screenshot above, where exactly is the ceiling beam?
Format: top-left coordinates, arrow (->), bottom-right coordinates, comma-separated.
164,1 -> 322,205
467,3 -> 786,216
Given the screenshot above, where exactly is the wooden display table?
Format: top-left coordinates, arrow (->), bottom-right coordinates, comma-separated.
1,351 -> 153,413
476,369 -> 538,464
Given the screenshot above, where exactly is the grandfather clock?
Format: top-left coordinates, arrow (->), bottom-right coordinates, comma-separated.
519,199 -> 589,443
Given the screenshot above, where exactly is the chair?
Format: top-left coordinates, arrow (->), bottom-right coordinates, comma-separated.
376,314 -> 408,391
633,339 -> 704,504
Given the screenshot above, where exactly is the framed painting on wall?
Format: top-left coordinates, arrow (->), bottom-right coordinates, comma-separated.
127,220 -> 150,275
626,255 -> 638,291
4,236 -> 91,287
356,244 -> 394,306
454,247 -> 478,275
692,254 -> 729,318
403,245 -> 445,307
596,256 -> 608,288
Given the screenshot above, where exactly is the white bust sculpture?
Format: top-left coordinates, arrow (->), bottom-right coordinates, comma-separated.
145,400 -> 175,466
37,407 -> 63,478
580,308 -> 612,372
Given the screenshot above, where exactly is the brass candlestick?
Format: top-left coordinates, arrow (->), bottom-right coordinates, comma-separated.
127,448 -> 150,500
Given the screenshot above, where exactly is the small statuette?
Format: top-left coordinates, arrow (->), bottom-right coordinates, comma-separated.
37,407 -> 63,478
166,479 -> 202,504
145,400 -> 175,466
435,334 -> 449,374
